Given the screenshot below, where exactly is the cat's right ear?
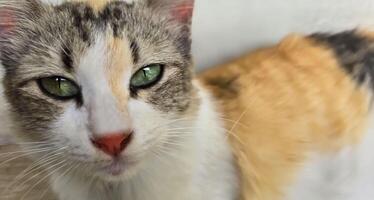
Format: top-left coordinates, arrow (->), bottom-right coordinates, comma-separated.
0,0 -> 44,36
143,0 -> 195,25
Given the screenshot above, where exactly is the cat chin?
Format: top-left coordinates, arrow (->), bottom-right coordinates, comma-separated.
93,160 -> 142,182
95,167 -> 140,182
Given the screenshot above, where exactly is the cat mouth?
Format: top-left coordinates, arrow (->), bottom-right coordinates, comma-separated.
94,156 -> 140,180
101,160 -> 126,176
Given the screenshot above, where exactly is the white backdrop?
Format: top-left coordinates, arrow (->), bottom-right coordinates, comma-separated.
192,0 -> 374,70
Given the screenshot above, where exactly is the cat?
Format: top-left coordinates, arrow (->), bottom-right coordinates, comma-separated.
0,0 -> 238,199
200,31 -> 374,200
1,0 -> 374,200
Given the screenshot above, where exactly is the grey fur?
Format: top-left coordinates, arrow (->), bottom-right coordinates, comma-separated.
0,0 -> 194,138
310,30 -> 374,89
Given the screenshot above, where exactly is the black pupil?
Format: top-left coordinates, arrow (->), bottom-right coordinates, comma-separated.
57,77 -> 62,89
143,70 -> 147,77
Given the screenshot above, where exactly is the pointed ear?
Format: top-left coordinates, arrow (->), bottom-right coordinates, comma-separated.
147,0 -> 195,25
0,5 -> 17,35
0,0 -> 44,36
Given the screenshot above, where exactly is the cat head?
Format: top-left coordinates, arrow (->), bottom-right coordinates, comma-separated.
0,0 -> 198,180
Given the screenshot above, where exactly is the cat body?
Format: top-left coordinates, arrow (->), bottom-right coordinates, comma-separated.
200,31 -> 374,200
1,0 -> 374,200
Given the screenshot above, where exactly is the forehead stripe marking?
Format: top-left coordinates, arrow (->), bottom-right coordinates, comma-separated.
106,36 -> 133,113
70,0 -> 111,12
61,46 -> 74,70
130,40 -> 140,64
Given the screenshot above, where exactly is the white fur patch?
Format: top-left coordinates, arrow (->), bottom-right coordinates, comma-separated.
52,82 -> 239,200
77,35 -> 132,136
286,112 -> 374,200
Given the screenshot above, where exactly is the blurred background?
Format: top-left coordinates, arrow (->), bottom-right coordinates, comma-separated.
192,0 -> 374,70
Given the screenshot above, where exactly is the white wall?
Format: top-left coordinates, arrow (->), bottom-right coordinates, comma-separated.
192,0 -> 374,70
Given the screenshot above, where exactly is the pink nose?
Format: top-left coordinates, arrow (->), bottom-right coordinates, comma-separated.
91,132 -> 133,157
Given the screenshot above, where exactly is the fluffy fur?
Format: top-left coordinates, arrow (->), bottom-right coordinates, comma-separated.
0,0 -> 238,199
2,0 -> 374,200
200,31 -> 374,200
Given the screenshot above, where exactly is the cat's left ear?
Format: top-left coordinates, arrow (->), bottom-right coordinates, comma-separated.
0,1 -> 44,36
146,0 -> 195,25
0,6 -> 16,35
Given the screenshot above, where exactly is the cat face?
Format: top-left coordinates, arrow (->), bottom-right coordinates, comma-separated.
0,0 -> 197,180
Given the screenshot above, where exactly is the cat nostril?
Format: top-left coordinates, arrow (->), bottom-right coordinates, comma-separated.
120,133 -> 133,151
91,132 -> 133,157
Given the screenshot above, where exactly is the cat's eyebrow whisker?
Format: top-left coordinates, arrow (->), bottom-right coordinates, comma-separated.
29,40 -> 60,54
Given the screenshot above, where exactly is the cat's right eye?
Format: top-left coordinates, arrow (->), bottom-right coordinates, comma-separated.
37,77 -> 80,100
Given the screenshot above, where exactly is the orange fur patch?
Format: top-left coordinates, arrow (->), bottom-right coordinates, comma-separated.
199,35 -> 371,200
105,36 -> 133,114
69,0 -> 111,11
357,29 -> 374,40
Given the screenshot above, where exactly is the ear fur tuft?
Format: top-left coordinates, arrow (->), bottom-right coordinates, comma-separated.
147,0 -> 195,25
0,0 -> 44,36
0,4 -> 17,35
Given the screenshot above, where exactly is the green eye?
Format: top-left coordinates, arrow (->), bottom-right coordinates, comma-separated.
38,77 -> 80,100
130,64 -> 163,89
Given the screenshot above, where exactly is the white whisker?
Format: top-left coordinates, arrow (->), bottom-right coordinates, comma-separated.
1,147 -> 67,195
20,160 -> 69,200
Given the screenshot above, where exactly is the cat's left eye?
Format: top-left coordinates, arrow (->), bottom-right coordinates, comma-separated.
37,77 -> 80,100
130,64 -> 164,89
